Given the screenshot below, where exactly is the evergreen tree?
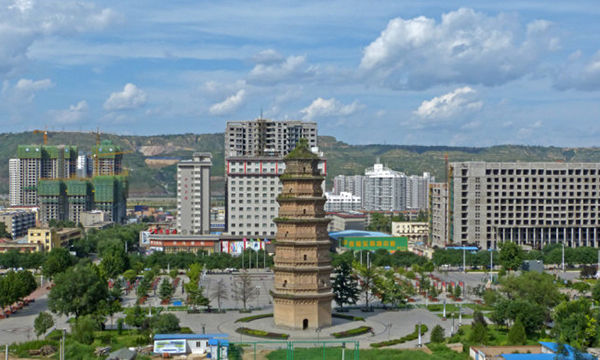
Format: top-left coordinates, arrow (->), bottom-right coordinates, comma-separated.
454,284 -> 462,299
158,278 -> 174,301
469,322 -> 488,344
430,325 -> 445,343
508,318 -> 527,345
332,261 -> 359,311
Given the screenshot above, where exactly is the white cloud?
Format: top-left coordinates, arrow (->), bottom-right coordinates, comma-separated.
2,78 -> 54,102
251,49 -> 285,65
104,83 -> 147,111
360,8 -> 558,89
414,87 -> 483,121
50,100 -> 88,124
517,120 -> 543,138
0,1 -> 120,75
300,97 -> 364,120
209,89 -> 246,115
555,50 -> 600,91
248,53 -> 314,85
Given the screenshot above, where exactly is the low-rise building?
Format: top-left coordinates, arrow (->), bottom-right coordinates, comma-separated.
27,227 -> 82,252
142,233 -> 219,253
153,334 -> 229,358
391,221 -> 429,243
0,238 -> 42,253
325,191 -> 362,212
0,209 -> 36,239
470,342 -> 595,360
326,212 -> 367,232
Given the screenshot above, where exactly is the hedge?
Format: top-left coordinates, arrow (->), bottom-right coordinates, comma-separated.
235,313 -> 273,323
331,326 -> 372,338
370,324 -> 428,348
332,313 -> 365,322
236,327 -> 289,340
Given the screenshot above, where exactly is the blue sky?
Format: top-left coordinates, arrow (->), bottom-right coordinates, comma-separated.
1,0 -> 600,146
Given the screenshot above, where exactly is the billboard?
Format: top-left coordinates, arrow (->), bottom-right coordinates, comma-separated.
221,239 -> 266,255
153,339 -> 186,354
342,236 -> 408,251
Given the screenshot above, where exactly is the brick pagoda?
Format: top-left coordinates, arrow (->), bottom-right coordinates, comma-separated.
272,139 -> 333,330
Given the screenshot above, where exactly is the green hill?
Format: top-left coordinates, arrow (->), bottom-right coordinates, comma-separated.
0,131 -> 598,196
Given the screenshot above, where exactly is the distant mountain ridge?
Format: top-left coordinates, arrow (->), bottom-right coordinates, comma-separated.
0,131 -> 597,196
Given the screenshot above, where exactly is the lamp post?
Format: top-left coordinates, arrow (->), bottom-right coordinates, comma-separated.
417,321 -> 422,347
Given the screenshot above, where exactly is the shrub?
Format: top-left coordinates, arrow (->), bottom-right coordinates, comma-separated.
64,341 -> 96,360
371,324 -> 428,348
179,327 -> 194,334
236,327 -> 289,339
508,318 -> 527,345
71,316 -> 98,345
235,313 -> 273,323
152,313 -> 180,333
332,313 -> 365,321
331,326 -> 372,338
430,325 -> 445,343
10,340 -> 58,358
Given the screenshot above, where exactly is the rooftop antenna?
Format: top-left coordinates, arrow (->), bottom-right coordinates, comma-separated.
260,107 -> 263,120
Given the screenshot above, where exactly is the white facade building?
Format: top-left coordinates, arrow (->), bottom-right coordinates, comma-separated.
324,192 -> 362,212
177,153 -> 212,235
9,159 -> 20,206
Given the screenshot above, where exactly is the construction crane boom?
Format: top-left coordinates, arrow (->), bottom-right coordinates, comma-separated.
33,130 -> 48,145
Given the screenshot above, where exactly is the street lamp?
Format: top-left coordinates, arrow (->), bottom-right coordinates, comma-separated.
316,327 -> 321,343
387,322 -> 392,340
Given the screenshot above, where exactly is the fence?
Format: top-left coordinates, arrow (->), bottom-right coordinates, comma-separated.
231,340 -> 360,360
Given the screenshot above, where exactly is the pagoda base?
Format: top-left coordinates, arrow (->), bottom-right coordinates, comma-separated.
273,296 -> 332,330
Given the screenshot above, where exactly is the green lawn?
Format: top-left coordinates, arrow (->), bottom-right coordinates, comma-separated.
449,324 -> 540,346
264,345 -> 468,360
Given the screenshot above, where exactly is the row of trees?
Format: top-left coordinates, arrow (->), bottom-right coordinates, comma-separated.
332,253 -> 416,311
433,243 -> 600,269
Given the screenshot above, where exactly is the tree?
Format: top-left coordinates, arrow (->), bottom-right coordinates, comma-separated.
0,270 -> 37,308
366,213 -> 391,233
71,315 -> 98,345
430,325 -> 445,343
332,262 -> 359,311
159,278 -> 174,301
123,269 -> 138,286
473,310 -> 487,328
353,261 -> 378,311
592,281 -> 600,303
416,210 -> 428,222
0,223 -> 10,238
210,279 -> 229,312
375,270 -> 408,308
48,263 -> 109,318
469,322 -> 488,344
124,304 -> 146,330
169,269 -> 178,280
42,248 -> 75,278
34,312 -> 54,338
152,313 -> 180,333
498,242 -> 524,271
185,281 -> 209,309
454,284 -> 462,299
99,250 -> 129,279
572,281 -> 591,296
499,272 -> 562,322
231,272 -> 259,311
507,318 -> 527,345
552,298 -> 598,349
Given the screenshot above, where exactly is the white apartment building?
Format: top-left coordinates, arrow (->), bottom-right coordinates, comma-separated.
9,159 -> 20,206
363,163 -> 407,211
176,153 -> 212,235
333,175 -> 364,204
391,221 -> 429,243
324,192 -> 362,212
443,162 -> 600,249
226,156 -> 326,237
407,172 -> 434,210
225,119 -> 317,157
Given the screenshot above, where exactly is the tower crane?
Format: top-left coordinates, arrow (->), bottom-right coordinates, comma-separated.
33,130 -> 48,145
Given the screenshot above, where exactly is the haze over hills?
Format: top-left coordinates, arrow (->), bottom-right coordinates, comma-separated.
0,131 -> 597,196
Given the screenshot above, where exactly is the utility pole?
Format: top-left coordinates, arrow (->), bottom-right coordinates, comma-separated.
490,248 -> 494,283
562,243 -> 565,272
